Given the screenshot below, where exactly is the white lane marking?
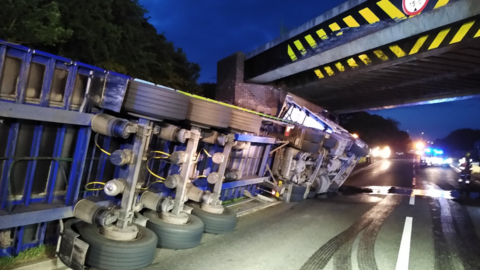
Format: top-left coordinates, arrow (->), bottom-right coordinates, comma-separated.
409,194 -> 415,205
396,217 -> 413,270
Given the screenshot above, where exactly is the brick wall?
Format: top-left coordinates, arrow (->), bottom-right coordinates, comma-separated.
216,52 -> 322,116
216,52 -> 282,116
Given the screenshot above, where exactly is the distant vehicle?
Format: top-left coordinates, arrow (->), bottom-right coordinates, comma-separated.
396,151 -> 404,156
420,148 -> 450,167
371,146 -> 391,159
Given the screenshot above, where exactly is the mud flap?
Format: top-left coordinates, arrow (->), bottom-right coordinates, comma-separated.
57,219 -> 89,270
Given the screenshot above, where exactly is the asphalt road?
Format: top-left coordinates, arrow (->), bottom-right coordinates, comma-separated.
143,156 -> 480,270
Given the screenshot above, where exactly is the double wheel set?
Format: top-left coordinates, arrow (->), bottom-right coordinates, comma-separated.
77,207 -> 238,270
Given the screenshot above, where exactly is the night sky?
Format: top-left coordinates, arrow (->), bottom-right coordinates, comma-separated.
139,0 -> 480,140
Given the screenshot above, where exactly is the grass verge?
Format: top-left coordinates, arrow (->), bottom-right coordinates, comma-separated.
0,245 -> 56,270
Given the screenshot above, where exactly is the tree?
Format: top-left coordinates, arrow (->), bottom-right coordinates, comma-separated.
200,83 -> 217,99
435,129 -> 480,154
0,0 -> 72,45
1,0 -> 202,94
340,112 -> 411,150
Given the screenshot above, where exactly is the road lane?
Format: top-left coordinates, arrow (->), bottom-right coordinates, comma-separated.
143,194 -> 383,270
139,156 -> 480,270
344,158 -> 414,188
415,164 -> 460,190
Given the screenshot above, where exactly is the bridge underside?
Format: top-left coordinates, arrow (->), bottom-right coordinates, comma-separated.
287,38 -> 480,113
243,0 -> 480,113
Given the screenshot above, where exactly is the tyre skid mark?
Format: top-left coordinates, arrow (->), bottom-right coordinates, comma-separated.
300,196 -> 400,270
432,198 -> 480,270
333,236 -> 355,270
447,200 -> 480,269
357,198 -> 398,270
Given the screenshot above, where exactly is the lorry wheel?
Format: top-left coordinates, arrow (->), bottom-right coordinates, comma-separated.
230,109 -> 262,134
303,129 -> 324,143
186,98 -> 232,128
191,207 -> 238,234
144,210 -> 204,249
323,136 -> 338,149
78,223 -> 157,270
300,140 -> 321,153
123,80 -> 190,121
350,143 -> 369,157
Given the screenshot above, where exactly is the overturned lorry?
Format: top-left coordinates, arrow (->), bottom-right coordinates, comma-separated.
0,40 -> 368,269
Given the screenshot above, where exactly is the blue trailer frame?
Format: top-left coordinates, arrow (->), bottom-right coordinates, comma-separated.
0,40 -> 276,257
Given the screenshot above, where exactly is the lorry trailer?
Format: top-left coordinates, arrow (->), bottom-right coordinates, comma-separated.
0,39 -> 368,270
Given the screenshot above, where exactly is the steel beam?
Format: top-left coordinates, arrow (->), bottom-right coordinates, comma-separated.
234,134 -> 276,144
249,0 -> 480,83
0,101 -> 94,126
245,0 -> 369,59
0,200 -> 111,230
172,128 -> 201,215
221,177 -> 269,189
117,119 -> 151,229
0,205 -> 72,230
336,92 -> 480,113
213,137 -> 234,194
292,38 -> 480,99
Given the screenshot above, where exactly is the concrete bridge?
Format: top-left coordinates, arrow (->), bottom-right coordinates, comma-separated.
216,0 -> 480,114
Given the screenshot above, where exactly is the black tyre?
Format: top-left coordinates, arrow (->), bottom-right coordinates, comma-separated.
230,109 -> 262,134
78,223 -> 157,270
123,81 -> 189,121
144,210 -> 204,249
323,136 -> 338,149
191,207 -> 238,234
186,98 -> 232,128
303,129 -> 324,143
350,143 -> 369,157
300,140 -> 321,153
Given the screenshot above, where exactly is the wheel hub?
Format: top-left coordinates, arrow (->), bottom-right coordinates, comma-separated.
100,224 -> 139,241
201,203 -> 225,214
160,212 -> 189,225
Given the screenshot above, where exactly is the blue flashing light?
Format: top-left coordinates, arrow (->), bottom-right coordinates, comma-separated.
425,148 -> 432,153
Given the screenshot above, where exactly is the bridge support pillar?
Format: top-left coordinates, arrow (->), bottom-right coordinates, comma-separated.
216,52 -> 282,116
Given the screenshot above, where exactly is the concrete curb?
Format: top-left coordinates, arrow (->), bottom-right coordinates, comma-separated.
12,257 -> 68,270
236,201 -> 283,217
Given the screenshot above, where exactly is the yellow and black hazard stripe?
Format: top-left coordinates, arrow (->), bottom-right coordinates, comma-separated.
287,0 -> 454,62
310,17 -> 480,81
245,0 -> 458,80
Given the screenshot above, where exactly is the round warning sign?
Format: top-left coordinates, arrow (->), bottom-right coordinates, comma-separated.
403,0 -> 429,16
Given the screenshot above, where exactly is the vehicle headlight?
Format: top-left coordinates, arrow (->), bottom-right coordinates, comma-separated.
445,158 -> 452,164
381,147 -> 391,159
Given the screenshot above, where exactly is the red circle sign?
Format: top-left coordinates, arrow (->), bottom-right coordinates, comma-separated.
403,0 -> 429,16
